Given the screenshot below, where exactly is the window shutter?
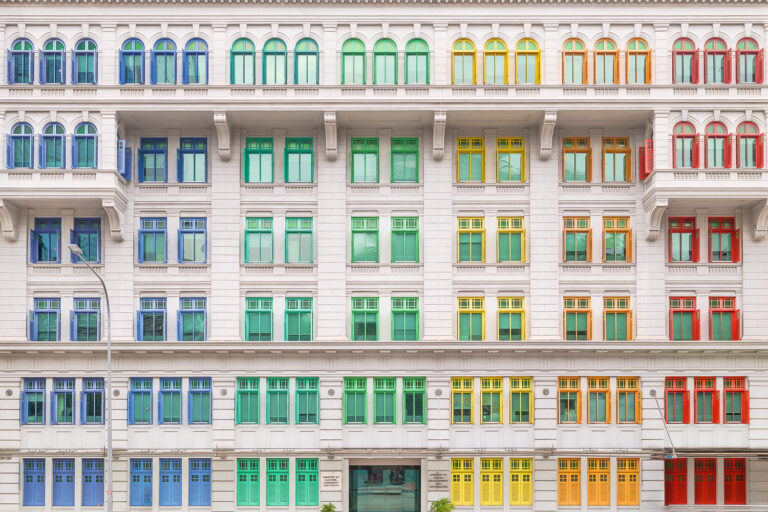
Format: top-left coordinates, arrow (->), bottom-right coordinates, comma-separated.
188,389 -> 193,424
139,54 -> 145,85
724,49 -> 732,84
118,52 -> 126,84
693,390 -> 699,424
561,230 -> 566,262
576,390 -> 582,423
683,390 -> 691,423
177,311 -> 182,341
734,310 -> 741,341
692,50 -> 700,83
733,229 -> 741,263
743,391 -> 749,423
50,392 -> 57,424
177,229 -> 182,263
601,230 -> 606,263
176,148 -> 182,182
757,133 -> 765,169
724,134 -> 733,168
586,148 -> 592,182
693,310 -> 701,340
182,51 -> 189,84
693,228 -> 700,262
71,51 -> 78,85
93,136 -> 98,169
6,136 -> 14,169
38,51 -> 46,84
645,51 -> 653,83
6,53 -> 14,85
627,230 -> 634,262
137,149 -> 145,182
38,141 -> 44,169
79,391 -> 86,424
713,390 -> 720,423
157,391 -> 164,424
28,310 -> 35,341
607,389 -> 612,423
587,229 -> 592,262
69,311 -> 75,341
149,51 -> 157,85
69,229 -> 76,263
29,230 -> 38,263
693,134 -> 701,168
672,50 -> 678,84
635,386 -> 642,423
136,312 -> 142,341
672,135 -> 677,169
72,136 -> 78,169
638,147 -> 646,180
756,49 -> 765,84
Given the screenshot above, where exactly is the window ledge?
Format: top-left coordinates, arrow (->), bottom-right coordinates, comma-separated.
347,263 -> 423,274
135,263 -> 210,275
454,263 -> 529,274
453,182 -> 529,194
559,262 -> 635,274
28,263 -> 105,277
666,262 -> 741,275
242,263 -> 317,275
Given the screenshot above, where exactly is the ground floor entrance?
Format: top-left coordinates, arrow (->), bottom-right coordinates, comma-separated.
349,465 -> 421,512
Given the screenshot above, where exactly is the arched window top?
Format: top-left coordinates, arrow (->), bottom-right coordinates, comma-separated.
186,38 -> 207,52
737,122 -> 759,134
11,122 -> 33,135
674,122 -> 696,135
295,38 -> 318,52
517,39 -> 539,52
232,38 -> 255,52
122,39 -> 144,51
705,38 -> 727,51
43,38 -> 65,51
75,38 -> 97,51
737,37 -> 758,51
673,38 -> 695,51
627,38 -> 648,51
564,39 -> 585,51
453,39 -> 475,52
154,39 -> 176,52
75,122 -> 97,135
263,38 -> 286,52
43,122 -> 65,135
12,38 -> 33,51
485,39 -> 507,52
374,38 -> 396,53
342,38 -> 365,53
595,39 -> 617,51
706,122 -> 727,135
406,38 -> 428,52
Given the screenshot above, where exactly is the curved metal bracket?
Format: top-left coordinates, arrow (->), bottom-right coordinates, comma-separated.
324,112 -> 337,161
433,111 -> 447,161
751,199 -> 768,241
645,199 -> 668,241
0,200 -> 19,242
539,111 -> 557,161
213,112 -> 231,161
101,199 -> 125,242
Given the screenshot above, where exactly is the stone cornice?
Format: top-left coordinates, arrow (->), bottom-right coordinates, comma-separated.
0,0 -> 766,4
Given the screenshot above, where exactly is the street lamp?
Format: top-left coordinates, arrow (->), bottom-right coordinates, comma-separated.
68,243 -> 113,512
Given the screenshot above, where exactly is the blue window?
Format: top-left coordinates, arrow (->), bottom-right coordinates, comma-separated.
159,377 -> 182,424
151,39 -> 176,85
189,458 -> 212,506
52,459 -> 75,506
40,122 -> 65,169
71,218 -> 100,262
183,39 -> 208,85
81,378 -> 104,424
178,297 -> 206,341
30,218 -> 60,263
82,459 -> 104,507
189,377 -> 211,424
120,39 -> 145,84
30,298 -> 61,341
178,218 -> 207,263
73,39 -> 97,85
71,298 -> 100,342
138,138 -> 168,182
177,138 -> 207,183
138,218 -> 167,263
137,298 -> 166,341
7,122 -> 34,169
73,122 -> 97,169
23,459 -> 45,506
21,378 -> 46,424
130,458 -> 152,507
40,38 -> 65,84
160,459 -> 182,506
263,38 -> 287,85
129,377 -> 153,425
8,38 -> 34,84
52,378 -> 75,424
295,38 -> 319,85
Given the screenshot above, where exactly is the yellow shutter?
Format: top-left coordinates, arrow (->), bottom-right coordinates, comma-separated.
577,391 -> 583,423
587,473 -> 597,505
628,310 -> 634,341
586,148 -> 593,182
607,389 -> 612,423
627,229 -> 634,262
492,474 -> 503,505
463,473 -> 473,506
628,471 -> 639,505
480,474 -> 490,505
522,473 -> 532,505
587,229 -> 593,261
599,472 -> 610,505
521,229 -> 527,263
636,386 -> 642,424
528,390 -> 534,423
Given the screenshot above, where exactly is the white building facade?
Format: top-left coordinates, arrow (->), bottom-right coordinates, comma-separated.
0,1 -> 767,511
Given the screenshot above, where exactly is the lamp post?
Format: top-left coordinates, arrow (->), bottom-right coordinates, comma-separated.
68,244 -> 113,512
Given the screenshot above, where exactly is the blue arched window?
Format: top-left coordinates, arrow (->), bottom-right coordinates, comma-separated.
72,39 -> 97,84
119,39 -> 145,85
151,39 -> 176,84
73,123 -> 97,169
8,38 -> 34,84
40,38 -> 65,84
41,123 -> 65,169
294,38 -> 319,85
262,39 -> 287,85
7,123 -> 34,169
183,38 -> 208,85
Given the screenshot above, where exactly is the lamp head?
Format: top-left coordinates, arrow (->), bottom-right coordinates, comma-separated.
67,243 -> 83,256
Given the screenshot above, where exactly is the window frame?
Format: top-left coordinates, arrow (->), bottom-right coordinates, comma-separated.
704,121 -> 731,169
403,377 -> 426,424
602,217 -> 632,263
391,297 -> 419,341
81,378 -> 104,425
150,39 -> 177,85
558,377 -> 582,424
237,458 -> 260,506
451,458 -> 474,506
617,458 -> 640,506
510,458 -> 533,505
351,297 -> 379,341
483,39 -> 508,85
158,377 -> 182,424
694,458 -> 717,505
262,38 -> 287,85
182,39 -> 208,85
668,217 -> 699,263
594,38 -> 619,84
665,377 -> 690,424
32,297 -> 61,341
669,296 -> 700,341
672,38 -> 698,84
391,217 -> 419,263
497,217 -> 525,263
159,458 -> 182,507
736,37 -> 762,84
587,377 -> 611,424
138,217 -> 167,263
230,38 -> 256,85
284,137 -> 314,182
243,137 -> 274,183
562,137 -> 592,182
341,38 -> 366,85
736,121 -> 764,169
137,297 -> 166,341
350,137 -> 379,183
405,38 -> 430,85
188,377 -> 212,425
119,38 -> 145,85
479,458 -> 504,506
23,459 -> 45,506
496,137 -> 526,182
587,458 -> 610,506
616,377 -> 641,424
480,377 -> 503,424
236,377 -> 260,424
704,37 -> 729,84
188,458 -> 212,507
558,458 -> 581,506
626,38 -> 652,84
266,458 -> 290,506
665,458 -> 687,505
562,38 -> 587,85
41,122 -> 65,169
266,377 -> 289,425
8,122 -> 34,169
673,122 -> 700,169
71,297 -> 101,342
295,458 -> 319,506
138,138 -> 169,183
452,39 -> 476,85
285,297 -> 313,341
177,137 -> 207,183
21,378 -> 46,425
52,378 -> 75,425
40,38 -> 66,85
709,296 -> 740,341
457,137 -> 485,182
509,377 -> 533,423
295,377 -> 319,424
457,217 -> 485,263
343,377 -> 367,424
724,458 -> 746,505
373,377 -> 396,424
497,297 -> 525,341
564,297 -> 591,340
9,38 -> 34,85
178,297 -> 206,341
724,377 -> 748,424
451,377 -> 473,424
515,39 -> 540,84
351,217 -> 379,263
244,217 -> 273,264
52,458 -> 75,507
373,38 -> 397,85
294,38 -> 319,85
73,122 -> 98,169
178,217 -> 207,264
458,297 -> 485,341
285,217 -> 313,264
602,137 -> 632,181
129,377 -> 152,425
82,459 -> 104,507
604,297 -> 632,341
390,137 -> 419,183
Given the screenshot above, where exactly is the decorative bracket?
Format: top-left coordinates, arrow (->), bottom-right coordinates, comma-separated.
539,111 -> 557,161
750,199 -> 768,241
0,199 -> 19,242
324,112 -> 337,161
101,199 -> 125,242
433,111 -> 447,161
645,198 -> 668,241
213,112 -> 231,161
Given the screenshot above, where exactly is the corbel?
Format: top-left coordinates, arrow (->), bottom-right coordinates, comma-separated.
539,111 -> 557,161
433,111 -> 447,161
0,200 -> 20,242
324,112 -> 337,161
213,113 -> 231,161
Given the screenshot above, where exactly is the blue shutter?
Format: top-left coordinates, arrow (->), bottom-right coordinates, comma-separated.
57,50 -> 65,83
117,140 -> 126,176
205,52 -> 209,85
176,148 -> 182,182
139,53 -> 145,84
181,50 -> 188,84
79,391 -> 86,424
128,390 -> 134,424
96,309 -> 101,339
69,311 -> 75,341
20,392 -> 28,424
129,466 -> 139,505
118,52 -> 125,84
29,230 -> 38,263
38,141 -> 44,169
28,135 -> 34,169
172,467 -> 181,505
125,148 -> 132,180
6,53 -> 14,85
94,52 -> 98,84
93,136 -> 98,168
50,392 -> 57,425
204,149 -> 208,183
29,51 -> 34,84
70,229 -> 76,263
177,311 -> 182,341
39,52 -> 46,84
149,51 -> 157,85
71,137 -> 77,169
71,50 -> 77,85
6,136 -> 13,169
177,229 -> 182,263
137,230 -> 144,262
158,391 -> 164,424
57,311 -> 61,340
61,135 -> 66,169
28,310 -> 35,341
136,311 -> 142,341
137,150 -> 145,182
187,390 -> 193,424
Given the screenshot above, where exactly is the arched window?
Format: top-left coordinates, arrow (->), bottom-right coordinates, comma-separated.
73,123 -> 97,169
484,39 -> 507,85
184,39 -> 208,85
705,122 -> 729,168
294,38 -> 319,85
7,123 -> 34,169
262,38 -> 286,85
231,38 -> 255,85
120,39 -> 145,85
151,39 -> 176,85
672,38 -> 698,84
736,122 -> 763,169
40,39 -> 65,84
627,38 -> 651,84
8,38 -> 33,84
342,39 -> 366,85
41,123 -> 65,169
516,39 -> 540,84
405,38 -> 429,85
373,39 -> 397,85
673,122 -> 699,169
736,38 -> 763,84
595,39 -> 618,84
562,39 -> 586,84
704,38 -> 729,84
73,39 -> 97,85
452,39 -> 476,85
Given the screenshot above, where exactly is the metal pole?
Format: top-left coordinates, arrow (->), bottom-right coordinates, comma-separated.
650,389 -> 676,459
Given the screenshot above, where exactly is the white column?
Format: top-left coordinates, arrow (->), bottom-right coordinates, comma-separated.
542,24 -> 559,85
211,24 -> 227,86
654,24 -> 670,85
101,24 -> 117,85
433,24 -> 448,86
322,24 -> 337,85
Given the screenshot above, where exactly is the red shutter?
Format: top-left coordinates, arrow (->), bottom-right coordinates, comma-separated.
692,135 -> 701,168
724,49 -> 732,84
672,135 -> 678,168
638,147 -> 646,179
704,135 -> 710,168
725,134 -> 733,168
668,309 -> 674,338
693,390 -> 698,424
646,139 -> 654,175
736,134 -> 742,168
733,228 -> 741,263
683,391 -> 691,423
692,228 -> 700,262
756,49 -> 765,84
672,50 -> 678,83
734,309 -> 741,341
743,390 -> 749,423
692,50 -> 700,83
707,227 -> 713,263
693,310 -> 701,340
708,310 -> 713,338
703,49 -> 710,83
713,390 -> 720,423
736,50 -> 742,84
757,133 -> 765,169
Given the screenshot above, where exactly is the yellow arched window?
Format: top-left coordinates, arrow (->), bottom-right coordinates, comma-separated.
627,38 -> 651,84
595,39 -> 618,84
453,39 -> 476,85
484,39 -> 507,85
515,39 -> 540,84
563,39 -> 587,84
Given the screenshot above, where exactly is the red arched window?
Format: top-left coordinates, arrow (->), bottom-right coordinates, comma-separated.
736,122 -> 764,169
673,122 -> 699,169
705,122 -> 731,169
736,38 -> 764,84
672,38 -> 698,84
704,38 -> 730,84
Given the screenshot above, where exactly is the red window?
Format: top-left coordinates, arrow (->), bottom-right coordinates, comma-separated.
704,122 -> 732,169
710,297 -> 741,341
638,139 -> 654,180
724,458 -> 746,504
669,297 -> 700,341
672,38 -> 699,84
665,458 -> 687,505
694,377 -> 719,424
736,121 -> 764,169
673,122 -> 700,169
735,37 -> 764,84
665,377 -> 690,424
724,377 -> 749,424
669,218 -> 699,263
704,37 -> 731,84
709,217 -> 740,263
694,458 -> 716,504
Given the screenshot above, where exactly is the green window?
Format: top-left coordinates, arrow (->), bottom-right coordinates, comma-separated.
189,378 -> 211,424
351,138 -> 379,183
405,38 -> 429,85
563,217 -> 591,262
285,138 -> 313,183
563,138 -> 590,182
231,38 -> 255,85
374,377 -> 396,424
179,298 -> 206,341
564,297 -> 591,341
130,378 -> 153,425
458,297 -> 484,341
296,459 -> 319,506
351,217 -> 379,263
391,217 -> 419,263
285,218 -> 313,263
53,378 -> 75,424
604,298 -> 631,341
588,378 -> 609,423
481,378 -> 503,423
74,123 -> 97,168
392,297 -> 419,341
391,137 -> 419,182
285,298 -> 312,341
160,378 -> 182,424
266,377 -> 289,424
452,378 -> 473,424
352,298 -> 379,341
373,39 -> 397,84
498,297 -> 524,341
244,138 -> 273,183
266,459 -> 289,506
344,377 -> 367,424
341,39 -> 365,85
295,377 -> 319,424
457,217 -> 485,262
236,377 -> 259,424
497,217 -> 524,263
244,218 -> 273,264
457,138 -> 485,182
245,298 -> 272,341
237,459 -> 259,506
262,38 -> 287,85
510,377 -> 532,423
403,377 -> 426,424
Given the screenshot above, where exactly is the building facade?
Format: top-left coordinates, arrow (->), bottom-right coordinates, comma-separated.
0,1 -> 767,511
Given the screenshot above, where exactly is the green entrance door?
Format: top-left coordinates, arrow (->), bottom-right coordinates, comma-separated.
350,466 -> 420,512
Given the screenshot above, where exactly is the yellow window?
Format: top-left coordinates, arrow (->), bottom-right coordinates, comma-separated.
483,39 -> 508,85
457,217 -> 486,262
604,297 -> 633,341
602,137 -> 632,182
458,297 -> 485,341
515,38 -> 540,84
457,138 -> 485,182
603,217 -> 633,263
480,377 -> 503,424
617,458 -> 640,506
563,217 -> 592,262
451,377 -> 474,424
496,138 -> 526,182
480,458 -> 503,505
510,377 -> 533,423
558,458 -> 580,506
617,377 -> 642,424
558,377 -> 582,424
452,39 -> 476,85
564,297 -> 592,341
510,458 -> 533,505
587,458 -> 610,506
451,458 -> 474,505
562,137 -> 592,182
497,217 -> 526,263
587,377 -> 611,424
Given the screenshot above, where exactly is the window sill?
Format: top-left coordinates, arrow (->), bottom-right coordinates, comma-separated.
560,262 -> 635,274
242,263 -> 317,275
665,262 -> 740,275
28,263 -> 105,277
135,263 -> 210,275
454,262 -> 529,274
347,263 -> 423,274
242,182 -> 316,193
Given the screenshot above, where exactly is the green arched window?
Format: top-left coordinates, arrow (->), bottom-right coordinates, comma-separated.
672,38 -> 696,84
8,123 -> 33,168
405,38 -> 429,85
342,39 -> 366,85
263,38 -> 287,85
452,39 -> 476,85
152,39 -> 176,85
231,38 -> 255,85
183,38 -> 208,85
41,122 -> 65,169
295,38 -> 319,85
74,122 -> 98,169
120,39 -> 145,84
8,39 -> 33,84
484,39 -> 507,85
373,39 -> 397,85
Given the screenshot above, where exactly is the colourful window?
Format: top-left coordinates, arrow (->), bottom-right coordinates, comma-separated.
159,458 -> 182,506
617,377 -> 641,424
496,137 -> 525,182
724,458 -> 746,504
515,39 -> 540,84
673,122 -> 699,169
509,377 -> 532,423
236,377 -> 259,424
231,38 -> 255,85
341,39 -> 365,85
295,377 -> 319,424
52,459 -> 75,506
457,138 -> 485,182
373,39 -> 397,85
405,39 -> 429,85
403,377 -> 426,424
391,217 -> 419,263
458,297 -> 485,341
498,297 -> 525,341
296,459 -> 319,506
344,377 -> 367,424
617,459 -> 640,506
480,377 -> 502,424
665,377 -> 690,424
480,458 -> 503,505
237,459 -> 259,506
694,458 -> 716,505
509,459 -> 533,505
665,459 -> 687,505
351,137 -> 379,182
694,377 -> 718,423
262,38 -> 287,85
563,216 -> 592,261
603,217 -> 632,262
736,121 -> 764,169
183,39 -> 208,85
391,297 -> 419,341
451,459 -> 473,506
604,297 -> 632,341
558,458 -> 580,506
705,122 -> 730,168
266,459 -> 289,506
709,217 -> 739,263
602,137 -> 631,181
452,39 -> 476,85
710,297 -> 740,341
484,39 -> 507,85
244,138 -> 273,183
295,39 -> 319,85
595,39 -> 618,84
563,39 -> 586,84
391,138 -> 419,182
736,37 -> 762,84
587,377 -> 610,423
352,297 -> 378,341
351,217 -> 379,263
562,137 -> 591,181
497,217 -> 525,263
669,217 -> 699,262
285,297 -> 313,342
245,297 -> 272,341
266,377 -> 289,424
627,38 -> 651,84
558,377 -> 581,423
451,377 -> 473,424
724,377 -> 748,424
673,38 -> 698,84
704,38 -> 728,84
458,217 -> 485,262
669,297 -> 700,341
285,137 -> 314,182
285,217 -> 313,263
189,377 -> 211,424
244,218 -> 273,264
587,458 -> 609,506
564,297 -> 591,341
373,377 -> 396,424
